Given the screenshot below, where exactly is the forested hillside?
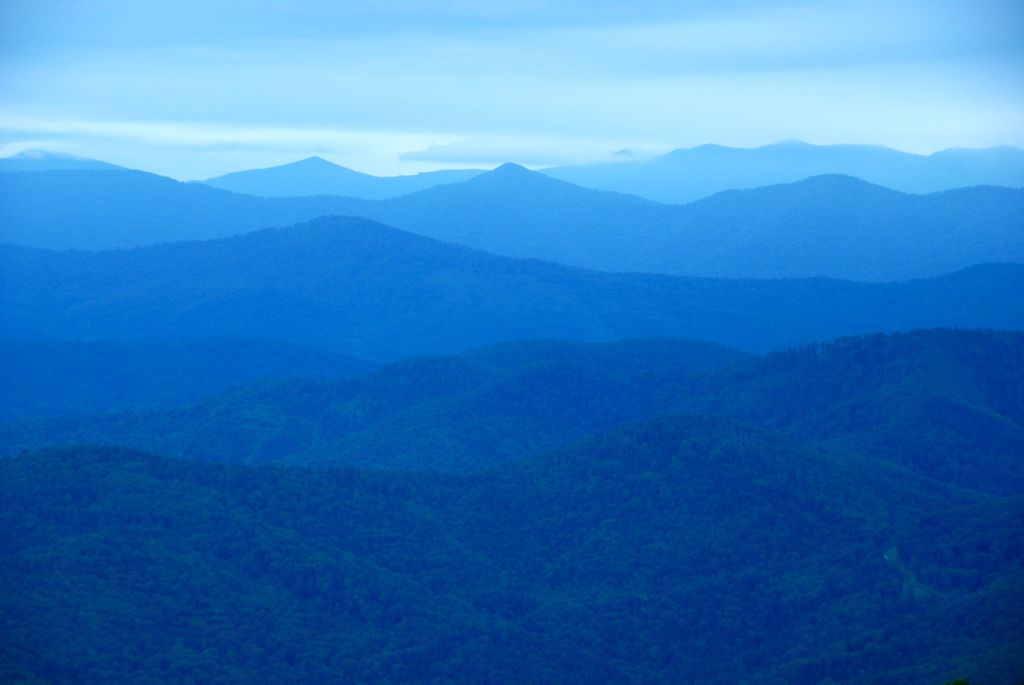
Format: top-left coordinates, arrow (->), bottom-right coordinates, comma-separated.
4,330 -> 1019,497
3,427 -> 1020,685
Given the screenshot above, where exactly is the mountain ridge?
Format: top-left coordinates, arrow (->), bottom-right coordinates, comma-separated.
202,155 -> 483,199
545,141 -> 1024,203
3,215 -> 1023,360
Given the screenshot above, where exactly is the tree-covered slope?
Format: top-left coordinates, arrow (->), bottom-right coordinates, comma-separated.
3,330 -> 1020,496
2,425 -> 1020,685
0,337 -> 746,470
3,216 -> 1023,360
0,338 -> 376,420
656,329 -> 1024,494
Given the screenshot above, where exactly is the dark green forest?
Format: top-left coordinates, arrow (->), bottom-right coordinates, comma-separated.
4,330 -> 1019,493
1,329 -> 1022,684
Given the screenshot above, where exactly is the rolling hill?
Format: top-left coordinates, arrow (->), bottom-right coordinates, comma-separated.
3,330 -> 1020,496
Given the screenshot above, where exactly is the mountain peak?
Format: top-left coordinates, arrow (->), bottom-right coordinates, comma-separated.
490,162 -> 533,175
461,162 -> 553,190
293,155 -> 341,167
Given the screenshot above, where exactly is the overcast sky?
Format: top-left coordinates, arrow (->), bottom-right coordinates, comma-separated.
1,0 -> 1022,178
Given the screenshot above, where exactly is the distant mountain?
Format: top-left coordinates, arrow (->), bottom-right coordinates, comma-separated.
5,330 -> 1019,495
545,141 -> 1024,203
4,165 -> 1020,282
0,169 -> 364,249
0,338 -> 376,420
3,216 -> 1023,360
0,149 -> 125,172
202,155 -> 482,198
300,165 -> 1024,281
313,163 -> 676,267
3,421 -> 1020,683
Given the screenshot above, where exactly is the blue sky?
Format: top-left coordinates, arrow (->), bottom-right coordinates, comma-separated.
1,0 -> 1022,178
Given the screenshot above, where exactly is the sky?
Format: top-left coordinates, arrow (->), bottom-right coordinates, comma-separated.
1,0 -> 1022,179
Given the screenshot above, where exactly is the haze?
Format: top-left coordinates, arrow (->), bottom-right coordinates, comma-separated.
1,0 -> 1023,178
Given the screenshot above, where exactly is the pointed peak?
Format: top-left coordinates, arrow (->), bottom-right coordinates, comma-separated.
490,162 -> 533,175
293,156 -> 341,167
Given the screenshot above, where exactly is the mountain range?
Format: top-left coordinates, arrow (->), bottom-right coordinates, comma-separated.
202,155 -> 482,198
289,164 -> 1024,281
545,140 -> 1024,203
194,142 -> 1024,204
2,164 -> 1021,281
4,215 -> 1023,360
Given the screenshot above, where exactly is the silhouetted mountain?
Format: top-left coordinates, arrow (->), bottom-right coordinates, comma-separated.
640,175 -> 1024,280
3,424 -> 1020,684
268,167 -> 1024,281
4,166 -> 1020,281
5,330 -> 1020,496
202,155 -> 482,198
0,169 -> 362,249
314,163 -> 675,267
0,338 -> 376,420
3,216 -> 1023,360
545,141 -> 1024,203
0,150 -> 125,172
